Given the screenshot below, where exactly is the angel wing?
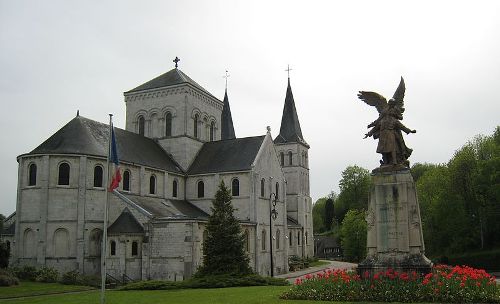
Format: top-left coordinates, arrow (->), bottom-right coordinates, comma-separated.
357,91 -> 388,114
391,77 -> 406,112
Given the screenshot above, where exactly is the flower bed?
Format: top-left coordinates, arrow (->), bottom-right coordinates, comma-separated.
280,265 -> 500,303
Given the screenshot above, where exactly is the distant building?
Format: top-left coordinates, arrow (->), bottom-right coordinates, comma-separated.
314,235 -> 342,259
3,62 -> 313,280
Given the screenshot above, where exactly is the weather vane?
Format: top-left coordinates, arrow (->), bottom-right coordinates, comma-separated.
285,64 -> 293,79
223,70 -> 230,90
173,56 -> 180,68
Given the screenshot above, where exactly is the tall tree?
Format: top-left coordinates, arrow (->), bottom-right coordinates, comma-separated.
340,209 -> 367,262
335,165 -> 370,222
196,181 -> 252,276
312,197 -> 327,233
324,198 -> 334,231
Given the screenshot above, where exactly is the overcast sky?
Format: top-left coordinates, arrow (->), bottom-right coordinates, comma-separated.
1,0 -> 499,215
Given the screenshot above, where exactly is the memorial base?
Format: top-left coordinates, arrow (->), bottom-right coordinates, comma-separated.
357,169 -> 432,277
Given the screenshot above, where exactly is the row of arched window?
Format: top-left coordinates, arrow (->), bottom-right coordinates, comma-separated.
259,178 -> 280,200
109,240 -> 140,257
278,150 -> 309,167
27,162 -> 181,198
137,112 -> 173,137
192,113 -> 217,141
23,228 -> 70,258
196,178 -> 240,198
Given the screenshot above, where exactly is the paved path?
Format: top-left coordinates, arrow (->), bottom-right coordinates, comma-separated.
275,260 -> 357,282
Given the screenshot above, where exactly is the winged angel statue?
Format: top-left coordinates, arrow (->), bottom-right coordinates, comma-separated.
358,77 -> 416,171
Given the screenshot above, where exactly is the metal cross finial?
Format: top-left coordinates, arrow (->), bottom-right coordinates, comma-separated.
285,64 -> 293,79
223,70 -> 230,90
173,56 -> 180,68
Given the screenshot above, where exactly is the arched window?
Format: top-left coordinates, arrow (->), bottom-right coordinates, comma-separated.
172,179 -> 178,198
203,230 -> 208,244
305,231 -> 308,245
132,241 -> 139,256
23,228 -> 35,258
210,121 -> 215,141
288,151 -> 293,166
197,180 -> 204,198
280,152 -> 284,166
289,231 -> 293,247
149,175 -> 156,194
54,228 -> 69,257
165,112 -> 172,137
89,229 -> 102,257
58,163 -> 70,185
93,165 -> 103,187
297,231 -> 301,246
243,230 -> 250,252
261,229 -> 266,251
193,114 -> 199,138
231,178 -> 239,196
110,240 -> 116,256
260,178 -> 265,197
275,182 -> 279,201
5,241 -> 10,253
138,115 -> 145,136
123,170 -> 130,191
276,229 -> 280,250
28,163 -> 37,186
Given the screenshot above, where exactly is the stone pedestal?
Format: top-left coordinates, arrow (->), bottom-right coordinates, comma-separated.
358,170 -> 432,276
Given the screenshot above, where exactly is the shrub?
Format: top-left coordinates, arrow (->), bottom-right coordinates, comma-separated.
281,265 -> 500,303
0,242 -> 10,268
0,274 -> 19,286
120,274 -> 288,291
61,270 -> 82,285
11,265 -> 39,281
0,268 -> 19,286
36,266 -> 59,283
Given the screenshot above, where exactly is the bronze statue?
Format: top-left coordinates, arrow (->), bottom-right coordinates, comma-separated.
358,77 -> 416,171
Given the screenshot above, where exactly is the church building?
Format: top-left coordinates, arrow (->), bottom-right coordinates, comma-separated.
2,60 -> 313,280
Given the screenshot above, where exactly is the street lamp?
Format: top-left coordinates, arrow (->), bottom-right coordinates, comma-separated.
269,192 -> 278,277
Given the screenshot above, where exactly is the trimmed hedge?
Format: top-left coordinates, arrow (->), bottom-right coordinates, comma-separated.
121,274 -> 288,291
0,269 -> 19,286
444,249 -> 500,272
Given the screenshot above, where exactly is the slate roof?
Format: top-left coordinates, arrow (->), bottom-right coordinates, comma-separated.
1,222 -> 15,235
125,68 -> 216,99
274,78 -> 309,147
108,208 -> 144,234
122,193 -> 209,220
287,216 -> 302,228
188,136 -> 265,175
24,116 -> 183,174
221,89 -> 236,140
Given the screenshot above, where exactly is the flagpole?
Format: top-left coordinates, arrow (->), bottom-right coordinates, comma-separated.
101,114 -> 113,304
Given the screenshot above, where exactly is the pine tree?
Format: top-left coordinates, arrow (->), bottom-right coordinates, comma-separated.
197,181 -> 252,276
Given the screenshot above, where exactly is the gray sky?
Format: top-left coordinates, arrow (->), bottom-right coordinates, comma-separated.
1,0 -> 499,215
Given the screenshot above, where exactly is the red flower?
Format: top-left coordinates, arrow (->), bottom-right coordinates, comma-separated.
294,278 -> 302,285
363,270 -> 369,279
373,273 -> 380,280
476,282 -> 481,287
370,284 -> 374,289
460,282 -> 465,288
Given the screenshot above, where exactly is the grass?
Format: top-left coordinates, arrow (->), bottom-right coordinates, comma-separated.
309,260 -> 330,267
0,281 -> 94,299
0,285 -> 402,304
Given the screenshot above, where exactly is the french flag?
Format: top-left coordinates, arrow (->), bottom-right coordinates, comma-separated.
108,126 -> 121,192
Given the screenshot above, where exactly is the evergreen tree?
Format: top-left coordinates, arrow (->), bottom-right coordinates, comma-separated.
197,181 -> 252,276
324,198 -> 334,231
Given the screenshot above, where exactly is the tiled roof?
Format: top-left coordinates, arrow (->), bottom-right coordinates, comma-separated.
188,136 -> 265,175
274,79 -> 309,147
125,68 -> 215,99
108,208 -> 144,234
25,116 -> 183,174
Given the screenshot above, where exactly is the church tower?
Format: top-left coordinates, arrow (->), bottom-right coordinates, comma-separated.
274,76 -> 313,257
123,58 -> 224,170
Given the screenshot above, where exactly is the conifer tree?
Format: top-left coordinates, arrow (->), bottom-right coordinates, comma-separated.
197,181 -> 252,276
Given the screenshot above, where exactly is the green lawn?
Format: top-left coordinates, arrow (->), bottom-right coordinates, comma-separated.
309,260 -> 330,267
0,285 -> 380,304
0,281 -> 94,299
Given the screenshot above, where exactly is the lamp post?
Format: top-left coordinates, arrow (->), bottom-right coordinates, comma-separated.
269,192 -> 278,277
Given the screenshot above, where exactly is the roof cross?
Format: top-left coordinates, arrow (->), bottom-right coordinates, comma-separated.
223,70 -> 230,90
285,64 -> 293,79
173,56 -> 180,68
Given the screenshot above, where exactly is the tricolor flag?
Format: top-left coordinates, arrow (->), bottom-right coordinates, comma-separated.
108,126 -> 121,192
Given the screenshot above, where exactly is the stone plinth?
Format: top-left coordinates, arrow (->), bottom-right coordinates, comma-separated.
358,170 -> 432,276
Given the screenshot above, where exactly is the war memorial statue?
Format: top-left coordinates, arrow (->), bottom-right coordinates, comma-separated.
357,78 -> 432,276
